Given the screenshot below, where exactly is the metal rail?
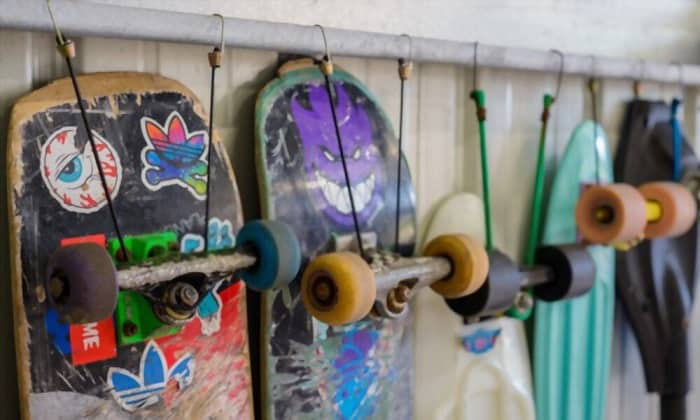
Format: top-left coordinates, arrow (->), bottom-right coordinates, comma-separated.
2,0 -> 700,85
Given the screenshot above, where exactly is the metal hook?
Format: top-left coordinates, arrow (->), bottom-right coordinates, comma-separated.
673,61 -> 684,96
213,13 -> 225,52
400,33 -> 413,62
315,24 -> 331,62
472,41 -> 479,91
550,49 -> 564,101
46,0 -> 66,45
633,59 -> 645,97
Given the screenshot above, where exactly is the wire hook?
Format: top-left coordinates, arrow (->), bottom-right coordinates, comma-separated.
46,0 -> 66,45
213,13 -> 225,52
673,61 -> 684,97
551,49 -> 564,101
315,24 -> 331,62
472,41 -> 479,91
400,33 -> 413,63
633,59 -> 645,98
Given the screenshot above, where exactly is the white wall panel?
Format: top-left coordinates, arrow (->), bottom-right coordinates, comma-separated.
1,28 -> 699,420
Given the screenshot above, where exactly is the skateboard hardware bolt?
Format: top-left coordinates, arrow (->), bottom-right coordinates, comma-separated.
48,274 -> 67,302
177,284 -> 200,308
514,291 -> 533,312
122,321 -> 138,337
310,275 -> 338,309
387,284 -> 411,314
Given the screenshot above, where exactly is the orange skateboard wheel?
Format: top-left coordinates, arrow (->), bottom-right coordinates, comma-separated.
424,234 -> 489,298
300,252 -> 376,326
639,181 -> 697,238
575,184 -> 647,244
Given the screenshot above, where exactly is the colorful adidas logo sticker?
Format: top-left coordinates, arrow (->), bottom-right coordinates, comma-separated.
107,341 -> 194,411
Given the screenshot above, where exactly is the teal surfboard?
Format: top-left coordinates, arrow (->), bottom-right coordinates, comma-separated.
533,120 -> 615,420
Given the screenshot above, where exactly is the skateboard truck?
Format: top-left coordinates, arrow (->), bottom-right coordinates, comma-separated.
300,233 -> 489,326
445,245 -> 596,319
45,220 -> 301,325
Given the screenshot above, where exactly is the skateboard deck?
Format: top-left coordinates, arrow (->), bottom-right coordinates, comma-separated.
255,59 -> 416,419
533,120 -> 615,420
8,72 -> 253,419
423,193 -> 534,420
614,99 -> 699,420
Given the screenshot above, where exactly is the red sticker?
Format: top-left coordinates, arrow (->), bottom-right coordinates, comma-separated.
60,234 -> 117,365
70,319 -> 117,366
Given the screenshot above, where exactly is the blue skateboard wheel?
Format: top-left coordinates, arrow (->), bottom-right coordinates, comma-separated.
237,220 -> 301,291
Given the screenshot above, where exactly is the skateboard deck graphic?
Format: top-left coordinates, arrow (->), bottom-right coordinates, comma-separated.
8,72 -> 253,419
533,120 -> 615,420
423,193 -> 535,420
614,99 -> 699,420
255,59 -> 416,419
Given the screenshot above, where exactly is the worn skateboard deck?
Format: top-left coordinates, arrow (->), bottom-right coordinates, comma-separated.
7,72 -> 253,419
255,59 -> 416,419
614,99 -> 699,420
423,193 -> 534,420
533,120 -> 615,420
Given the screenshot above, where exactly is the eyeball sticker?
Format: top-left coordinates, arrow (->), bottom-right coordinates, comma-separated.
40,127 -> 122,214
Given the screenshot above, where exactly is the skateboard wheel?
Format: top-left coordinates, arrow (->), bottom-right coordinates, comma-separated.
575,183 -> 647,244
424,234 -> 489,298
639,182 -> 697,238
533,244 -> 595,302
237,220 -> 302,291
301,252 -> 376,326
45,243 -> 118,324
444,250 -> 520,318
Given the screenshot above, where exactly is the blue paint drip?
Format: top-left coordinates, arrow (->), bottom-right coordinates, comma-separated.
333,328 -> 380,419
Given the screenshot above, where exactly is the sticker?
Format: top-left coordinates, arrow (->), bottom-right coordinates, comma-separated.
45,308 -> 71,355
179,218 -> 235,335
108,341 -> 194,411
40,127 -> 122,213
291,82 -> 383,228
140,111 -> 208,199
461,328 -> 501,354
70,319 -> 117,366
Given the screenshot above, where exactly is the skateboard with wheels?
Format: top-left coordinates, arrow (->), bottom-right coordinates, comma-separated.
255,58 -> 488,419
613,98 -> 699,420
423,193 -> 535,420
532,120 -> 615,420
7,72 -> 300,419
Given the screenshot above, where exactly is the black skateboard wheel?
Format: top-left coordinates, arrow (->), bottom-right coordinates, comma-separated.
444,249 -> 520,318
237,220 -> 302,291
45,243 -> 118,324
533,244 -> 596,302
301,252 -> 376,326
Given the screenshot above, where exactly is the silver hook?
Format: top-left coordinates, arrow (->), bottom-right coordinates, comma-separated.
400,33 -> 413,62
472,41 -> 479,91
550,49 -> 564,101
213,13 -> 225,52
46,0 -> 66,45
314,24 -> 331,62
673,61 -> 684,96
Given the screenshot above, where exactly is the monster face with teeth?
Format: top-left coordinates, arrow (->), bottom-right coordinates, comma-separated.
291,82 -> 384,228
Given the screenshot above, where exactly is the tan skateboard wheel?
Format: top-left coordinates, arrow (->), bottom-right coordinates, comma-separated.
575,183 -> 647,244
639,181 -> 697,238
301,252 -> 376,326
424,234 -> 489,298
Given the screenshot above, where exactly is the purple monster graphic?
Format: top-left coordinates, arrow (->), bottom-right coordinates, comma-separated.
291,82 -> 384,228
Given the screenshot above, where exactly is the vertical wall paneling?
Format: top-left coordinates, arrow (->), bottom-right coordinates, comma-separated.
2,29 -> 700,419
